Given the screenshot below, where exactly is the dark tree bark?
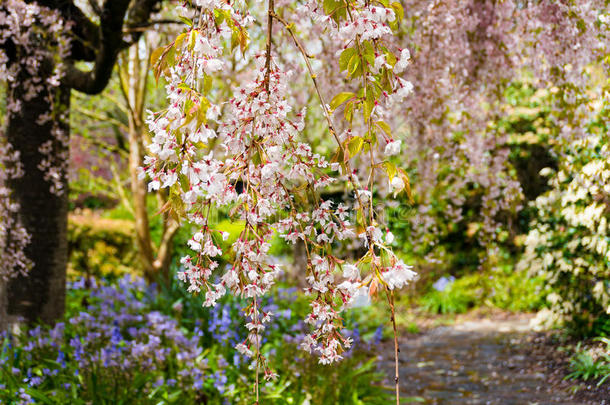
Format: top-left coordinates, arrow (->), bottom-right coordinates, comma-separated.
0,282 -> 7,330
1,0 -> 162,326
6,76 -> 70,324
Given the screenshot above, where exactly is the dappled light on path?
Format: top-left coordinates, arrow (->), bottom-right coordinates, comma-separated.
382,317 -> 580,405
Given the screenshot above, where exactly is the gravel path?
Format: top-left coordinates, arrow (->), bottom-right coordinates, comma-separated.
381,317 -> 584,405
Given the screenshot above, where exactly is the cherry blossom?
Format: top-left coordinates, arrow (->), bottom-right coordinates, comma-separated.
0,142 -> 30,281
143,1 -> 416,399
0,0 -> 71,196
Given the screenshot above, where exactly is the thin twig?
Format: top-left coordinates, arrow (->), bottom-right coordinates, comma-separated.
273,10 -> 402,404
264,0 -> 275,92
254,1 -> 276,401
270,11 -> 373,243
385,288 -> 400,405
254,299 -> 260,405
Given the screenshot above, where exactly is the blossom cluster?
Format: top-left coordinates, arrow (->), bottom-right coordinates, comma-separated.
0,0 -> 72,196
143,0 -> 417,374
0,142 -> 30,281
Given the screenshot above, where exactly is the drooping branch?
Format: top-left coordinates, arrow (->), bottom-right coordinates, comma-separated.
263,0 -> 274,92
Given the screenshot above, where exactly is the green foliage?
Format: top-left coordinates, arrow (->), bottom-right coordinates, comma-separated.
566,338 -> 610,386
593,317 -> 610,338
487,266 -> 546,312
267,351 -> 390,405
420,278 -> 477,315
420,267 -> 545,315
518,121 -> 610,336
68,213 -> 139,280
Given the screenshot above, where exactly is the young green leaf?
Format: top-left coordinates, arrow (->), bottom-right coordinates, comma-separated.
348,136 -> 365,157
330,92 -> 355,111
376,121 -> 392,137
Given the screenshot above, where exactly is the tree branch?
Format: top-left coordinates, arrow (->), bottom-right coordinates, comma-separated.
62,0 -> 161,95
28,0 -> 100,62
123,19 -> 182,33
62,0 -> 131,94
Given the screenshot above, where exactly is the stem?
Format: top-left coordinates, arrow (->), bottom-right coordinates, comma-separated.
254,299 -> 260,404
272,10 -> 402,404
270,11 -> 374,245
264,0 -> 275,92
385,288 -> 400,405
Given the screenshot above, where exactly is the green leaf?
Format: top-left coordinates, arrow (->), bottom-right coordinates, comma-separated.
203,74 -> 213,94
363,91 -> 375,122
150,46 -> 165,69
404,397 -> 426,403
339,47 -> 357,72
174,32 -> 187,49
323,0 -> 346,21
231,31 -> 239,51
348,136 -> 365,157
197,96 -> 211,125
179,16 -> 193,27
238,29 -> 250,53
348,53 -> 360,76
376,120 -> 392,137
392,2 -> 404,21
188,29 -> 199,51
251,150 -> 262,165
179,173 -> 190,192
213,9 -> 226,24
151,44 -> 174,83
384,161 -> 398,179
24,387 -> 55,404
330,92 -> 355,111
344,100 -> 354,123
362,41 -> 375,66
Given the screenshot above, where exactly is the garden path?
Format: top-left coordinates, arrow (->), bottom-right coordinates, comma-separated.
381,316 -> 582,405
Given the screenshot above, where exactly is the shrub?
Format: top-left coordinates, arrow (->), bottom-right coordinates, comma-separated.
68,213 -> 139,280
487,265 -> 546,312
420,267 -> 545,315
518,132 -> 610,336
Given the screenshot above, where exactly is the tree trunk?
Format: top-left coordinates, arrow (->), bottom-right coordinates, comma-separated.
5,72 -> 69,325
122,44 -> 178,286
0,282 -> 7,331
291,240 -> 309,288
128,113 -> 155,272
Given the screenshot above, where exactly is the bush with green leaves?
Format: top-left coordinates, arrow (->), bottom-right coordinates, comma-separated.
518,127 -> 610,336
67,213 -> 138,280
